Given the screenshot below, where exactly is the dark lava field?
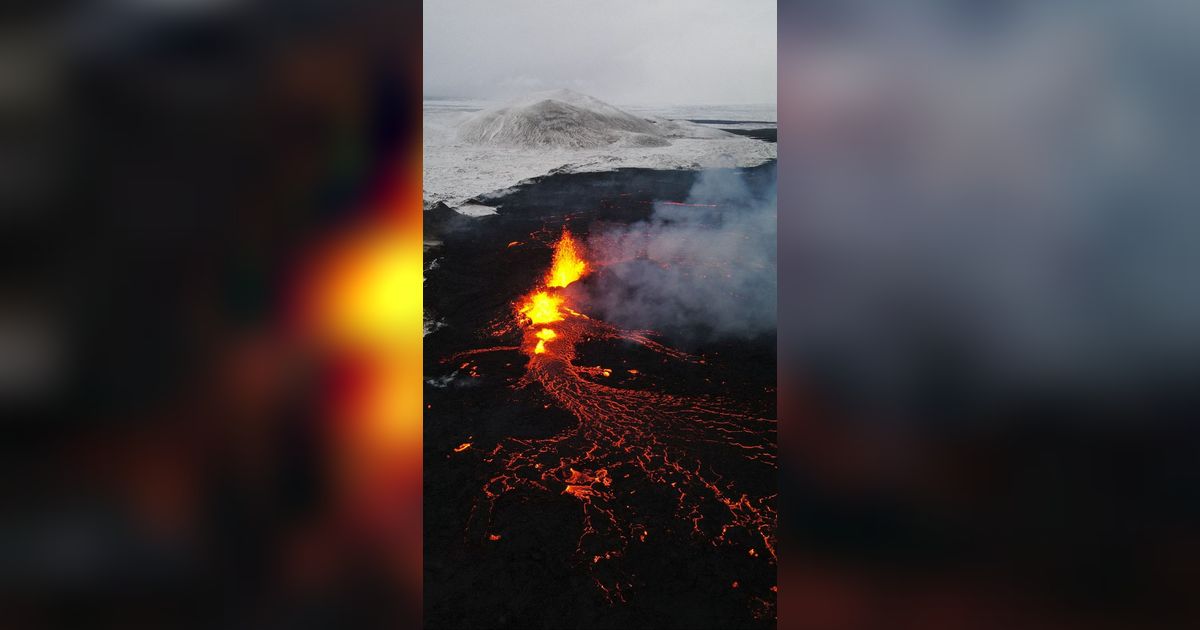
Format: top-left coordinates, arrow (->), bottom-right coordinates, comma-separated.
424,162 -> 778,630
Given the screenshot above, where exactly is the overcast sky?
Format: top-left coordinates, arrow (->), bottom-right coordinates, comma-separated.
423,0 -> 776,105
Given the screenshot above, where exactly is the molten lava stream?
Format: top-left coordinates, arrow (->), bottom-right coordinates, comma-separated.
459,229 -> 776,612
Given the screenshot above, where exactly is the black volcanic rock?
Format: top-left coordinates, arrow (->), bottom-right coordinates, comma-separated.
424,201 -> 471,240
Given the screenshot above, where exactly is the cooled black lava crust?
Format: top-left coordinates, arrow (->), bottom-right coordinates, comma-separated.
424,163 -> 777,630
719,127 -> 777,143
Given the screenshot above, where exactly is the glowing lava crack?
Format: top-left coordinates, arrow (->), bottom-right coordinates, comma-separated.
451,229 -> 776,615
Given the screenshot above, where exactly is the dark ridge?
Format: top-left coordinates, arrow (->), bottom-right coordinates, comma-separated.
720,127 -> 776,143
686,119 -> 776,125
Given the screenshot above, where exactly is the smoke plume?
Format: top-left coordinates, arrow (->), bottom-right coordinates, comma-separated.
578,165 -> 777,342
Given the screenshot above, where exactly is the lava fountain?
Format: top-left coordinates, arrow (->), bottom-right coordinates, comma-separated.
545,229 -> 588,288
451,227 -> 776,617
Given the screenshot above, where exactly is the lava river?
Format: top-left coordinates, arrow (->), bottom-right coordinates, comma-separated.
448,229 -> 776,618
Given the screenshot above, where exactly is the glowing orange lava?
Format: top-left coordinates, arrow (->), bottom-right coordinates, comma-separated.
519,291 -> 564,325
546,230 -> 587,288
450,226 -> 776,614
533,328 -> 557,354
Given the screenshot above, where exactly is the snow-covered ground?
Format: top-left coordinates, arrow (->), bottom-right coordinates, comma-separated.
423,91 -> 776,208
622,103 -> 777,124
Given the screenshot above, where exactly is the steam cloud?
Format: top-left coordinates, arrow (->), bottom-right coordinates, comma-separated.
579,165 -> 777,342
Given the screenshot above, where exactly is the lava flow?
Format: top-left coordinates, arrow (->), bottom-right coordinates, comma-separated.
452,229 -> 776,616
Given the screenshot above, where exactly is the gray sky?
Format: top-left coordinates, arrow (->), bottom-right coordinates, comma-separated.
423,0 -> 776,105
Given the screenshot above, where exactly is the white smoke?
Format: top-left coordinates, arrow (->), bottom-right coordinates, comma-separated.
578,166 -> 777,342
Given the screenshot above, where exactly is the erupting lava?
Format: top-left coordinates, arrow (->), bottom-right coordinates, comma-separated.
545,228 -> 588,288
533,328 -> 557,354
518,291 -> 564,325
450,227 -> 776,617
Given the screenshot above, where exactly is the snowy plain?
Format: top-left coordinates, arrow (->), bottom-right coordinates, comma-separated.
423,92 -> 777,209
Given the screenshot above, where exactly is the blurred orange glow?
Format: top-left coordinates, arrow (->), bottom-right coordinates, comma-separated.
297,155 -> 423,607
309,230 -> 421,350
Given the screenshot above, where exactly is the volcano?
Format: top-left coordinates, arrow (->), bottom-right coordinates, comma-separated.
424,163 -> 777,629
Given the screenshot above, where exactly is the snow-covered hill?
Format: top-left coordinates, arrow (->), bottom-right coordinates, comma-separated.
458,90 -> 663,149
425,90 -> 776,208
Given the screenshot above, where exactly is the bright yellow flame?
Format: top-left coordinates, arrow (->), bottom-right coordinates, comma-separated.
546,230 -> 587,288
533,327 -> 557,354
519,291 -> 564,325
